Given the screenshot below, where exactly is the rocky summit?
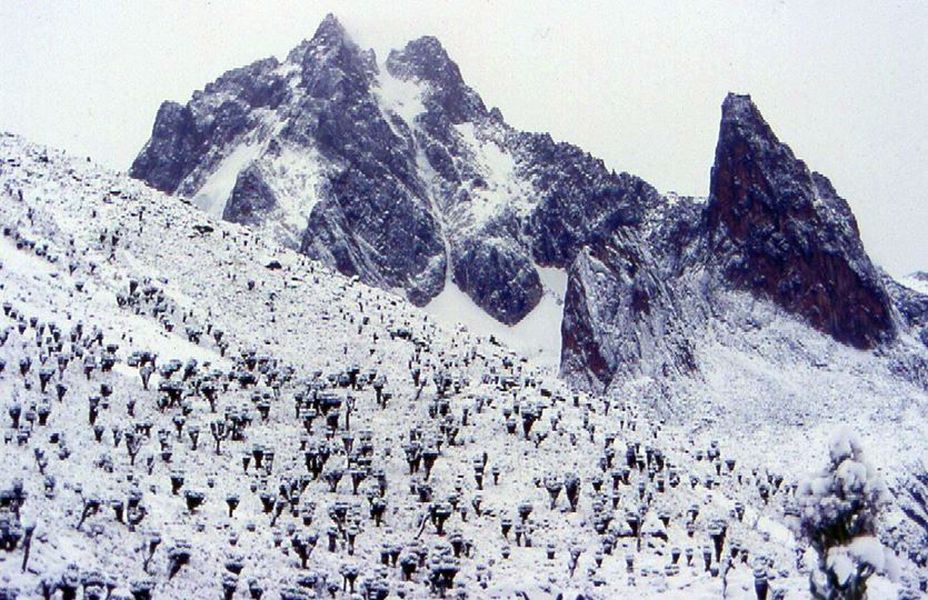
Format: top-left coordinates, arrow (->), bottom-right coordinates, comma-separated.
705,93 -> 896,350
130,15 -> 657,330
131,15 -> 926,394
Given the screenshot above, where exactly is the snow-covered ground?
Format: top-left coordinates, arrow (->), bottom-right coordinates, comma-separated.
424,266 -> 567,369
0,132 -> 924,598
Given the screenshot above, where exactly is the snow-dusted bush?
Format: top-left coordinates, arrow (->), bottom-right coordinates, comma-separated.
796,428 -> 895,599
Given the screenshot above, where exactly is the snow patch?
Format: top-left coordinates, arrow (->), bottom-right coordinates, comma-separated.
240,144 -> 328,249
192,142 -> 264,219
424,265 -> 567,367
375,67 -> 426,127
453,122 -> 533,225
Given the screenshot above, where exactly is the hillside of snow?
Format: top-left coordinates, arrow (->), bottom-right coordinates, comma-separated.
1,132 -> 926,598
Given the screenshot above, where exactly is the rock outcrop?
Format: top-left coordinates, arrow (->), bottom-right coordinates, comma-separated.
560,229 -> 696,391
705,93 -> 896,350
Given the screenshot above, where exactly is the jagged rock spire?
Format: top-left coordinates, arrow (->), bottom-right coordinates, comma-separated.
387,36 -> 487,123
313,13 -> 347,41
706,93 -> 895,349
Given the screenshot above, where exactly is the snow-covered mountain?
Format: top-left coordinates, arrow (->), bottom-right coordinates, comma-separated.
129,15 -> 662,373
3,131 -> 928,598
129,15 -> 927,398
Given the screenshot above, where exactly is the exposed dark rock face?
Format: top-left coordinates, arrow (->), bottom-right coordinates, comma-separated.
130,56 -> 286,196
129,101 -> 201,194
384,39 -> 542,321
706,93 -> 896,350
386,38 -> 660,321
642,194 -> 709,276
299,171 -> 446,306
513,136 -> 657,267
283,17 -> 447,302
223,165 -> 277,226
451,235 -> 542,325
560,230 -> 696,391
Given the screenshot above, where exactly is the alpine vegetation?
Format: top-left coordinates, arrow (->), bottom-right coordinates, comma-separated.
796,430 -> 895,599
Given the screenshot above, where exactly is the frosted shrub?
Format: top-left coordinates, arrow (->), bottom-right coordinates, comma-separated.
247,578 -> 264,599
77,495 -> 101,530
210,419 -> 228,455
221,573 -> 237,600
291,531 -> 318,568
796,428 -> 894,599
8,401 -> 22,429
544,474 -> 562,509
80,571 -> 109,600
166,539 -> 192,579
57,564 -> 81,600
129,578 -> 154,600
183,489 -> 205,513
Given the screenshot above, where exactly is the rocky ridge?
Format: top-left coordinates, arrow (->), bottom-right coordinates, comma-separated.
130,15 -> 927,393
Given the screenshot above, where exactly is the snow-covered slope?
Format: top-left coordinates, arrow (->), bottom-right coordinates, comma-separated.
903,273 -> 928,296
424,266 -> 567,369
5,133 -> 926,597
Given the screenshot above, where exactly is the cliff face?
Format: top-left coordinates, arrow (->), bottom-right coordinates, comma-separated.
559,229 -> 696,391
705,94 -> 896,350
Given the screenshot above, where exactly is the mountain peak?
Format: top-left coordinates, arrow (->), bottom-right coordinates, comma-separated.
707,93 -> 895,350
386,36 -> 486,123
721,92 -> 760,121
717,92 -> 790,162
285,13 -> 362,68
312,13 -> 348,44
404,35 -> 451,64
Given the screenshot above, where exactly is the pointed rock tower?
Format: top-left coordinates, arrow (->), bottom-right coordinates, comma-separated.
706,93 -> 895,349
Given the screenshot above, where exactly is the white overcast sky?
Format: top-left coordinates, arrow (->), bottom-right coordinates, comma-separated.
1,1 -> 925,276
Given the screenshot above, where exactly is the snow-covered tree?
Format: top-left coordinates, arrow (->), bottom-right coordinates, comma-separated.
796,428 -> 895,599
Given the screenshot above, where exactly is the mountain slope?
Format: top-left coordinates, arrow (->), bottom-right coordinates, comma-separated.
0,132 -> 805,598
5,131 -> 928,598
